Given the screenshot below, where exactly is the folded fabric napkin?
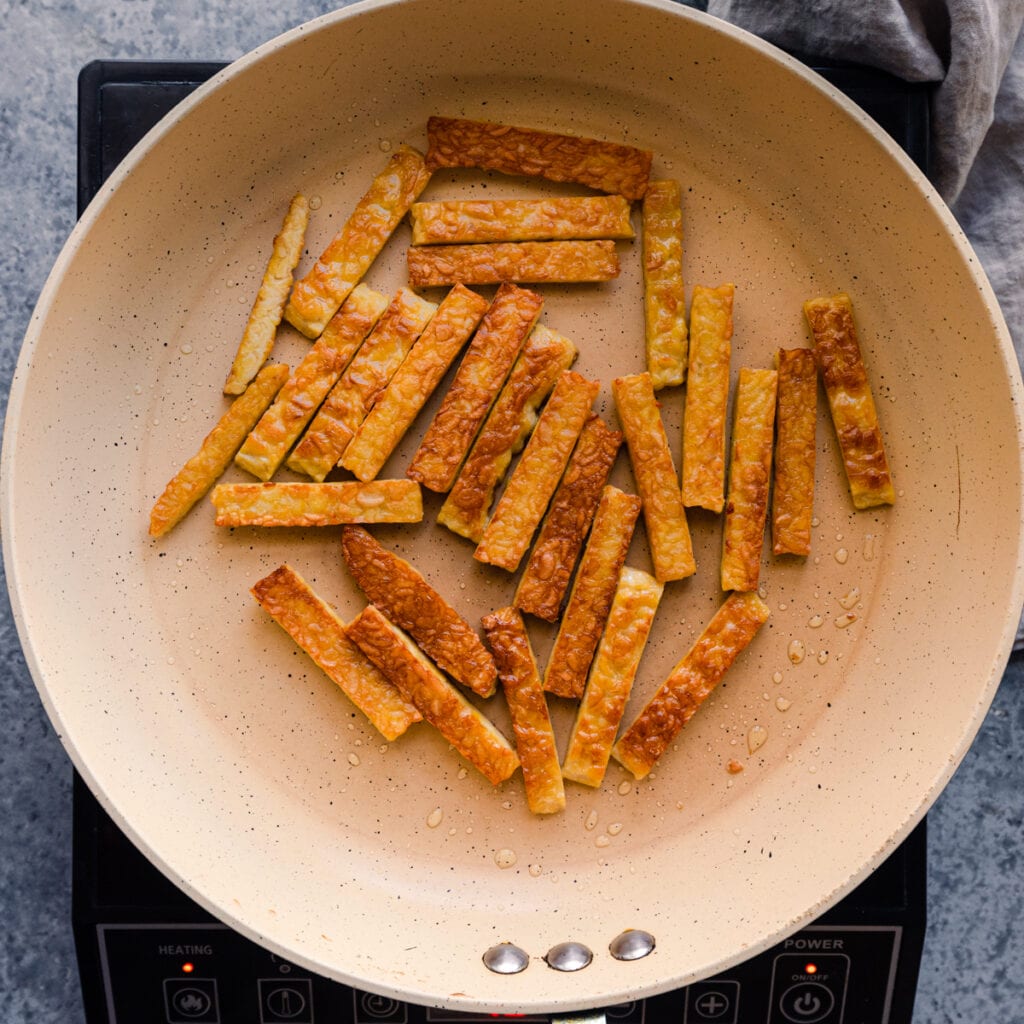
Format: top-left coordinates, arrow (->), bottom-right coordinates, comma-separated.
707,0 -> 1024,649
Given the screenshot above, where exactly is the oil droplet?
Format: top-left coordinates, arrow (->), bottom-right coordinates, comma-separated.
584,809 -> 599,831
772,670 -> 784,684
308,195 -> 323,210
838,588 -> 860,610
762,692 -> 771,701
167,656 -> 175,665
494,848 -> 517,869
607,822 -> 624,836
180,343 -> 193,355
529,863 -> 543,877
811,516 -> 821,527
747,725 -> 768,754
379,139 -> 392,152
817,650 -> 829,665
617,781 -> 633,796
788,639 -> 806,665
809,765 -> 818,774
347,753 -> 360,766
378,744 -> 388,754
834,547 -> 849,564
457,767 -> 468,780
448,827 -> 457,836
835,612 -> 858,629
206,255 -> 215,264
776,697 -> 792,711
808,614 -> 824,628
246,263 -> 257,273
426,807 -> 443,828
863,534 -> 877,560
595,835 -> 611,848
835,533 -> 844,542
133,383 -> 143,395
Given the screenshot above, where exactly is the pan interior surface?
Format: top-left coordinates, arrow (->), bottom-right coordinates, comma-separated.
4,0 -> 1023,1012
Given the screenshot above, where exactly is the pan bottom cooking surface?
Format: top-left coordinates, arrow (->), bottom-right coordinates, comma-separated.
71,56 -> 932,1024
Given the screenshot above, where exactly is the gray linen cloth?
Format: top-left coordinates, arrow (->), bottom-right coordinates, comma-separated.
707,0 -> 1024,648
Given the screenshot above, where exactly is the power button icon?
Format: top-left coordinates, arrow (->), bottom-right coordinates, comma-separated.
779,982 -> 835,1023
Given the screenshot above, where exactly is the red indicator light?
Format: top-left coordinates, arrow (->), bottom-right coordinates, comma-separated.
805,962 -> 818,974
182,962 -> 195,974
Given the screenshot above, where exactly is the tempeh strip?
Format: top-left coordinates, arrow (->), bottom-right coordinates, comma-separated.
340,284 -> 489,482
410,196 -> 634,244
475,371 -> 599,571
612,591 -> 770,779
251,565 -> 421,742
721,368 -> 778,592
437,324 -> 576,542
347,605 -> 520,786
482,607 -> 565,815
514,415 -> 622,622
149,364 -> 290,538
681,283 -> 734,511
284,146 -> 432,338
234,285 -> 388,481
542,486 -> 642,700
804,292 -> 896,508
341,526 -> 497,698
425,116 -> 652,200
211,480 -> 422,527
408,283 -> 543,492
406,240 -> 619,287
612,372 -> 696,582
224,194 -> 309,395
286,289 -> 437,481
562,567 -> 663,787
642,180 -> 687,389
772,348 -> 817,555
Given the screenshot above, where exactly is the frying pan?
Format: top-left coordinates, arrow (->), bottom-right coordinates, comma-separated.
4,0 -> 1023,1014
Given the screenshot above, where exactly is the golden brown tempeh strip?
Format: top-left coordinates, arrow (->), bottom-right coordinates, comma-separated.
612,372 -> 696,582
148,364 -> 290,538
474,371 -> 599,572
438,324 -> 576,543
772,348 -> 817,555
341,526 -> 497,698
347,605 -> 520,786
285,289 -> 437,481
612,591 -> 770,779
251,564 -> 421,742
542,486 -> 642,700
562,566 -> 663,788
340,284 -> 490,482
642,180 -> 687,390
283,146 -> 432,338
224,194 -> 309,395
481,606 -> 565,815
514,415 -> 622,622
425,116 -> 652,200
721,368 -> 778,592
410,196 -> 634,244
804,293 -> 896,509
407,283 -> 543,492
211,480 -> 422,527
406,240 -> 620,287
681,283 -> 734,511
234,284 -> 388,481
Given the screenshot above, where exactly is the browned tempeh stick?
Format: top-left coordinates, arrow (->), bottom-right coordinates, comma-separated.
772,348 -> 817,556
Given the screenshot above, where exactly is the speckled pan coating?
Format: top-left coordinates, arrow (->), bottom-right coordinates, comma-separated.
3,0 -> 1023,1015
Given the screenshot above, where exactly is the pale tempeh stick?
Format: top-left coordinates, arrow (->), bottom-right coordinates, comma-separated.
474,371 -> 599,572
425,116 -> 653,200
612,372 -> 696,582
234,284 -> 388,481
340,284 -> 489,482
406,240 -> 619,287
681,283 -> 734,511
542,486 -> 642,700
642,180 -> 687,390
514,415 -> 622,621
149,364 -> 290,538
410,196 -> 634,244
562,567 -> 663,788
481,606 -> 565,815
721,368 -> 778,592
804,293 -> 896,509
612,591 -> 770,779
341,526 -> 497,698
284,146 -> 432,338
347,605 -> 520,786
286,289 -> 437,481
772,348 -> 817,555
211,480 -> 422,527
437,324 -> 576,542
224,194 -> 309,395
251,564 -> 421,742
408,283 -> 543,492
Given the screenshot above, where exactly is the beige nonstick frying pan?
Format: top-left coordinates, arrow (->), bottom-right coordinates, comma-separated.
4,0 -> 1023,1014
